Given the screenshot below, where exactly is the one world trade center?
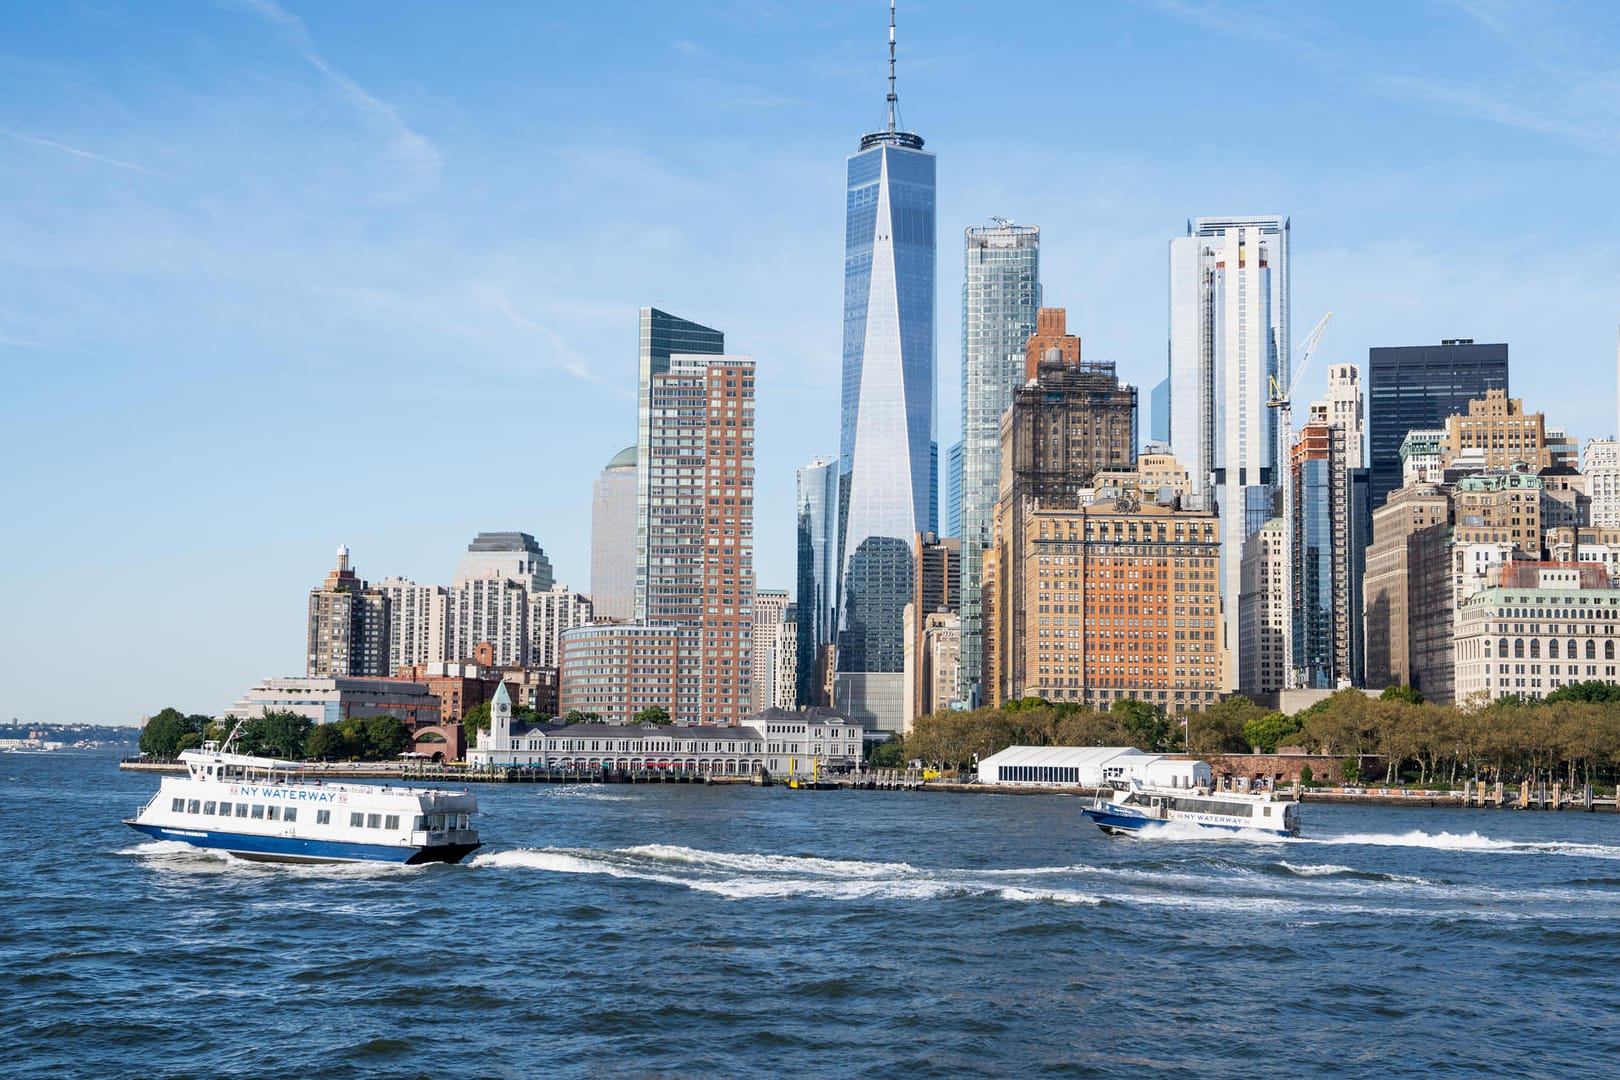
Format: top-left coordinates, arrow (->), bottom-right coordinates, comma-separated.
834,2 -> 936,733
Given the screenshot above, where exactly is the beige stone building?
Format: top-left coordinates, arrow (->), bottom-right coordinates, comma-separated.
1362,483 -> 1450,695
985,496 -> 1227,712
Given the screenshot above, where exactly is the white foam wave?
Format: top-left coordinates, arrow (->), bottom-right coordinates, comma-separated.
621,843 -> 916,877
1277,861 -> 1362,876
476,846 -> 1103,904
1127,820 -> 1292,844
1312,830 -> 1620,860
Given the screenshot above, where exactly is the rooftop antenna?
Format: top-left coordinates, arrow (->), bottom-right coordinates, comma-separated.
886,0 -> 898,135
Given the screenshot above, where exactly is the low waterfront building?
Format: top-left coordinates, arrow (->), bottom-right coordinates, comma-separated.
1454,562 -> 1620,703
470,696 -> 864,775
978,745 -> 1207,789
557,623 -> 681,723
224,676 -> 441,728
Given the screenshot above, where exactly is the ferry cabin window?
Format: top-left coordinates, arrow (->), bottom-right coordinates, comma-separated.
267,806 -> 280,821
366,813 -> 382,829
235,803 -> 249,818
250,804 -> 265,819
349,812 -> 364,828
384,815 -> 399,830
187,799 -> 201,814
413,816 -> 427,831
283,807 -> 297,823
171,798 -> 185,813
218,801 -> 232,816
316,810 -> 330,825
203,802 -> 216,815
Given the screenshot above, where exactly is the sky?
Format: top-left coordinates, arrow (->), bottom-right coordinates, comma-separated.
4,0 -> 1620,726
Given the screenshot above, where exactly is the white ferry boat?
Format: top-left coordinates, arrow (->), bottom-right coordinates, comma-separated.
124,733 -> 481,864
1082,778 -> 1300,838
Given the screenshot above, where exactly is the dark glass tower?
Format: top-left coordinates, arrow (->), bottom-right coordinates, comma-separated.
1367,340 -> 1508,510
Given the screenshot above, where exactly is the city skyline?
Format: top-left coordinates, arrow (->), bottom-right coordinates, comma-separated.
7,1 -> 1620,724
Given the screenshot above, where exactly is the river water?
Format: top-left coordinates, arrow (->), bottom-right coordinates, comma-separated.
3,749 -> 1618,1078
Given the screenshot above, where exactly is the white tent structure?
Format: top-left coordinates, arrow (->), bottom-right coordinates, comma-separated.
977,746 -> 1210,789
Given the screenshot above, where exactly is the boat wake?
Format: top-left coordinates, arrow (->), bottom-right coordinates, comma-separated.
1308,830 -> 1620,860
474,846 -> 1103,905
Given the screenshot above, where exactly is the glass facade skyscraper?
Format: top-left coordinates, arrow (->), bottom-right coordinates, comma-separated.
1366,340 -> 1508,511
833,72 -> 936,733
635,308 -> 724,622
958,223 -> 1039,706
1167,215 -> 1290,659
795,456 -> 839,708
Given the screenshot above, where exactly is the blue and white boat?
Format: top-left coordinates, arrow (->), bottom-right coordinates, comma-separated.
1082,778 -> 1300,837
124,733 -> 481,865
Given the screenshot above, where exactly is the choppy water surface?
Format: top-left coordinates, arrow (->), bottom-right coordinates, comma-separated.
4,751 -> 1619,1077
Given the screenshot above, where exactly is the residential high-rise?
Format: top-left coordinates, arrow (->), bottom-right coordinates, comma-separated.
1367,339 -> 1508,510
1167,215 -> 1290,656
454,532 -> 553,592
635,308 -> 724,622
751,589 -> 792,713
1238,519 -> 1287,695
591,445 -> 638,622
530,584 -> 593,670
834,7 -> 936,734
447,532 -> 553,668
375,576 -> 447,675
306,545 -> 390,678
644,354 -> 756,724
795,457 -> 839,707
958,221 -> 1040,708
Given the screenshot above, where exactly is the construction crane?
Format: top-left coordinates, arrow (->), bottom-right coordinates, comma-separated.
1266,311 -> 1333,690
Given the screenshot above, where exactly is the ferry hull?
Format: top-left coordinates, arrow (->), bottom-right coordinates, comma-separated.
124,821 -> 481,865
1080,806 -> 1293,838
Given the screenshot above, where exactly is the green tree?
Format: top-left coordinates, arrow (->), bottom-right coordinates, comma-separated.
1243,711 -> 1303,754
461,702 -> 492,741
238,709 -> 313,759
305,723 -> 349,761
361,715 -> 410,759
1341,757 -> 1363,784
868,736 -> 906,768
563,710 -> 605,724
138,707 -> 206,758
1381,684 -> 1425,705
1199,695 -> 1269,753
634,705 -> 672,725
1544,680 -> 1620,705
1112,698 -> 1171,752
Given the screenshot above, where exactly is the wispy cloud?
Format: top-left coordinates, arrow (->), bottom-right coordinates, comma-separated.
469,282 -> 630,396
1154,0 -> 1620,152
230,0 -> 441,199
0,129 -> 154,174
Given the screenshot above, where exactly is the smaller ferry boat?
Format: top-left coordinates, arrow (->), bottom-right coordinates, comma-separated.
124,727 -> 481,864
1083,778 -> 1300,838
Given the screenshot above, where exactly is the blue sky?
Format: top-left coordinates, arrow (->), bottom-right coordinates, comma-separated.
4,0 -> 1620,726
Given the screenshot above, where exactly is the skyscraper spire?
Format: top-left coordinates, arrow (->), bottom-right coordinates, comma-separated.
887,0 -> 898,135
859,0 -> 923,151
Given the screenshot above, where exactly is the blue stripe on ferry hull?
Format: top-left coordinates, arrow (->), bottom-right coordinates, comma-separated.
1080,808 -> 1292,838
124,822 -> 480,865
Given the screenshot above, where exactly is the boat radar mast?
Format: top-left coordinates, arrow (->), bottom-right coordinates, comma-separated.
860,0 -> 924,151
